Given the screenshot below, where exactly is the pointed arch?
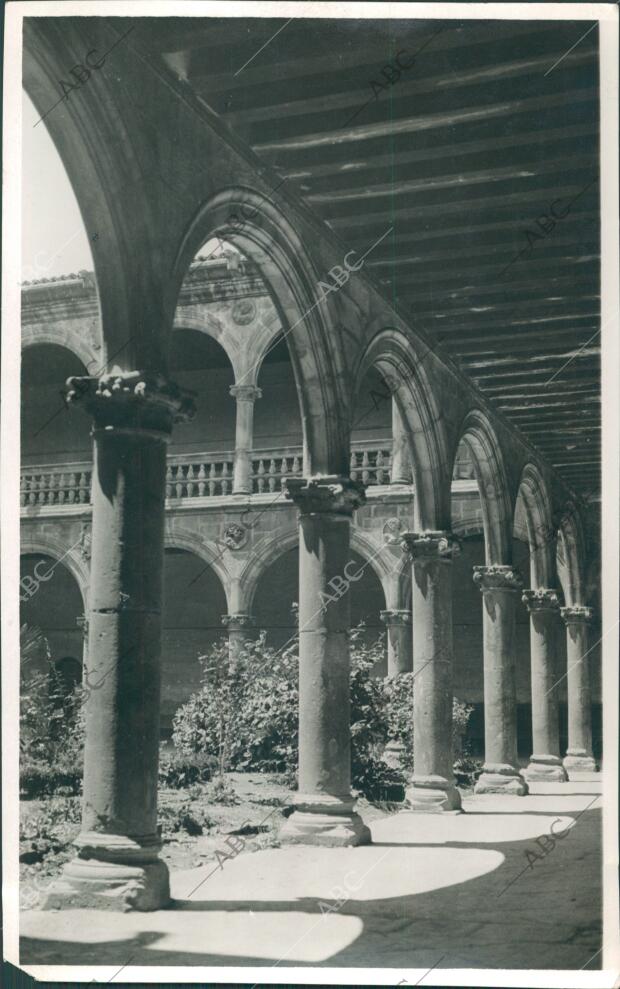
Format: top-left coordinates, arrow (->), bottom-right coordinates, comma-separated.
556,502 -> 586,606
173,187 -> 353,475
515,463 -> 555,587
356,329 -> 451,531
454,409 -> 514,565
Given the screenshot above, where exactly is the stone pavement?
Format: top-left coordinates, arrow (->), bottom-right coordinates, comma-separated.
20,778 -> 603,974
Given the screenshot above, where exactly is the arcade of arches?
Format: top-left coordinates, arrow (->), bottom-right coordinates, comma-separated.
20,17 -> 601,913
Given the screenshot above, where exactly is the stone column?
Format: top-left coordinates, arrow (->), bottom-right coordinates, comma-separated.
221,612 -> 255,663
230,384 -> 261,495
380,608 -> 413,676
473,566 -> 528,795
401,531 -> 462,812
522,589 -> 567,782
390,398 -> 411,484
560,606 -> 597,775
44,371 -> 194,911
280,476 -> 371,846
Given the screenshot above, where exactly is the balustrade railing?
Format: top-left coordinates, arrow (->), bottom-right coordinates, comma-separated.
20,464 -> 91,508
21,441 -> 395,509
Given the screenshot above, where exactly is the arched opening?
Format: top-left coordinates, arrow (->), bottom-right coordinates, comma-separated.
169,327 -> 236,457
20,553 -> 84,678
255,335 -> 303,454
173,191 -> 351,475
21,344 -> 91,465
350,366 -> 395,485
252,545 -> 386,669
161,548 -> 227,737
450,438 -> 486,756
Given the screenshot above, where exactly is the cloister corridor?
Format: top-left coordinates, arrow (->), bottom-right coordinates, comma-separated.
21,778 -> 601,972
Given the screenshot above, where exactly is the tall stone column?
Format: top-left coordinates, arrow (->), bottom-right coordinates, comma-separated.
230,384 -> 261,495
280,476 -> 371,846
401,532 -> 462,812
560,606 -> 597,775
390,398 -> 411,484
221,612 -> 255,663
473,565 -> 528,795
523,589 -> 567,782
380,608 -> 413,676
44,371 -> 194,911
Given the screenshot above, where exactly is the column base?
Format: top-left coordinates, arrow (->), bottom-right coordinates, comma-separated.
563,752 -> 598,776
382,739 -> 407,772
279,794 -> 371,847
405,775 -> 462,813
42,832 -> 170,912
524,755 -> 568,783
474,764 -> 529,795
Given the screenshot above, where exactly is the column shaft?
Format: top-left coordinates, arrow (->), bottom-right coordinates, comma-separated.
522,590 -> 567,782
380,609 -> 413,676
402,532 -> 462,812
561,607 -> 597,775
280,477 -> 370,846
230,385 -> 261,495
44,371 -> 194,911
390,398 -> 411,484
474,566 -> 528,795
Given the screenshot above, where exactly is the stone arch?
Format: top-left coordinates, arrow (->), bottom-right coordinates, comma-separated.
20,531 -> 89,610
240,527 -> 300,614
23,20 -> 175,368
515,463 -> 555,587
349,529 -> 391,606
355,330 -> 450,530
453,409 -> 514,565
172,187 -> 353,475
172,316 -> 237,373
556,502 -> 586,606
22,327 -> 100,373
163,524 -> 231,607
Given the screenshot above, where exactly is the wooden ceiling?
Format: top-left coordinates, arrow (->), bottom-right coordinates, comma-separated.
134,16 -> 601,499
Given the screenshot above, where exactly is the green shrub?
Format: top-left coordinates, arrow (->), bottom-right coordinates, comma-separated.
158,747 -> 216,789
158,801 -> 214,838
171,624 -> 473,800
20,625 -> 85,797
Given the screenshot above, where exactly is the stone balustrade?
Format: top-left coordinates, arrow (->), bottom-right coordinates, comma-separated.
20,441 -> 397,511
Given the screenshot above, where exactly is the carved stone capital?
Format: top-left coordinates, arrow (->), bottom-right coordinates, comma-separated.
65,371 -> 196,438
560,605 -> 594,625
285,476 -> 366,516
473,565 -> 523,593
221,613 -> 255,632
229,384 -> 262,403
380,609 -> 412,627
522,588 -> 560,613
401,531 -> 460,562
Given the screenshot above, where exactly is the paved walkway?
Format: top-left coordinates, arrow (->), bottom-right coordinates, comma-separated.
20,778 -> 603,974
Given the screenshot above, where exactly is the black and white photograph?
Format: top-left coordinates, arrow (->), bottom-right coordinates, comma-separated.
2,1 -> 619,984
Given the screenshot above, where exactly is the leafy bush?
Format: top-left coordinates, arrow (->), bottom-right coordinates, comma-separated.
171,624 -> 473,799
20,625 -> 85,797
383,672 -> 473,775
158,747 -> 216,789
158,800 -> 214,838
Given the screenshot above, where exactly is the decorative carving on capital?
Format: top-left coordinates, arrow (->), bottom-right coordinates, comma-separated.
401,531 -> 461,562
560,605 -> 594,625
473,565 -> 523,593
78,523 -> 92,562
382,517 -> 404,545
522,588 -> 560,613
229,384 -> 262,403
285,476 -> 366,516
65,371 -> 196,436
221,613 -> 255,631
380,609 -> 412,627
